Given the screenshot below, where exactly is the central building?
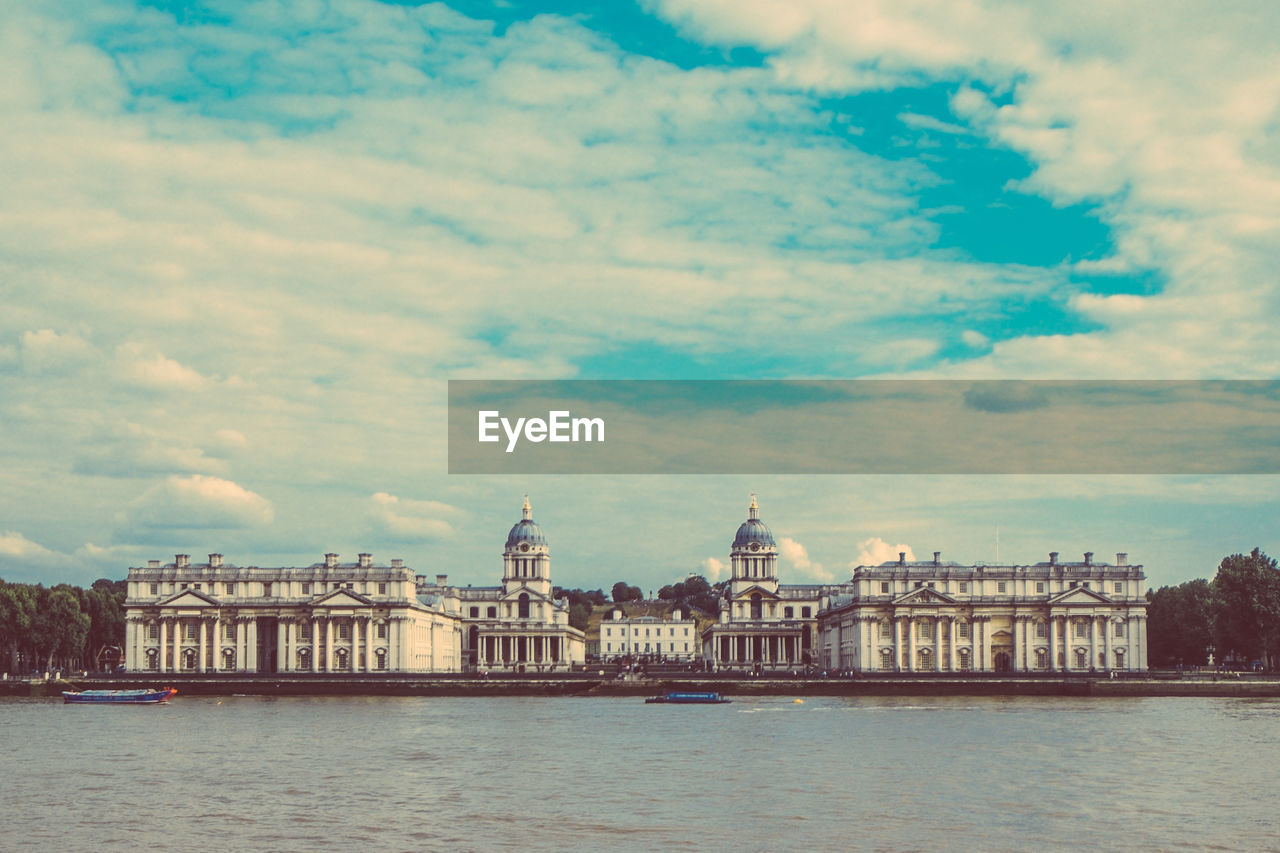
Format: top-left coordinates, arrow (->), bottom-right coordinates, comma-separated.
701,496 -> 821,670
418,497 -> 585,672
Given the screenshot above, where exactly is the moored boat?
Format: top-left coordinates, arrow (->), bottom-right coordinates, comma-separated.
62,687 -> 178,704
644,691 -> 731,704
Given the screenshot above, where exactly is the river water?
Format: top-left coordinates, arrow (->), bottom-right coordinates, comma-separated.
1,694 -> 1275,852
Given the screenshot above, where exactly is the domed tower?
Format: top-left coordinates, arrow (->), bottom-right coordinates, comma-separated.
503,495 -> 552,597
730,494 -> 778,596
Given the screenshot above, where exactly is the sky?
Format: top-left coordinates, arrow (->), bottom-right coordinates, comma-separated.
2,0 -> 1279,593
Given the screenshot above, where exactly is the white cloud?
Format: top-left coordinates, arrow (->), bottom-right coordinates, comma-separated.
121,475 -> 274,532
701,556 -> 727,581
779,535 -> 834,582
0,531 -> 58,560
19,329 -> 94,375
854,537 -> 915,568
367,492 -> 458,541
114,342 -> 208,390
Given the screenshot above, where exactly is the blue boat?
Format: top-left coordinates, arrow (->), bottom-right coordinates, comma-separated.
62,687 -> 178,704
645,692 -> 731,704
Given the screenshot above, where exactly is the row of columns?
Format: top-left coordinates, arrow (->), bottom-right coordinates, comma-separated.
713,633 -> 802,666
127,614 -> 396,673
828,612 -> 1146,672
479,634 -> 563,667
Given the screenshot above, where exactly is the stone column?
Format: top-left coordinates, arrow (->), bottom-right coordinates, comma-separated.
277,621 -> 288,673
173,618 -> 182,672
1049,615 -> 1058,672
324,617 -> 335,672
892,617 -> 903,671
197,619 -> 207,673
312,616 -> 320,672
1089,616 -> 1098,671
365,618 -> 374,672
236,620 -> 245,672
948,618 -> 958,672
906,617 -> 916,672
211,614 -> 221,673
1104,616 -> 1112,671
158,619 -> 168,672
246,619 -> 258,672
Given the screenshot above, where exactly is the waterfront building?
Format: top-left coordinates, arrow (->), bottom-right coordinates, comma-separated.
701,496 -> 822,670
599,608 -> 698,662
818,551 -> 1149,673
122,553 -> 461,673
417,497 -> 585,672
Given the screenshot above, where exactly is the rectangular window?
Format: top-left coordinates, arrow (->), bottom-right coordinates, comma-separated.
345,582 -> 354,589
1114,582 -> 1123,594
148,624 -> 159,639
1036,622 -> 1047,639
1070,581 -> 1078,588
300,624 -> 312,640
927,582 -> 935,589
338,623 -> 350,640
606,643 -> 611,652
224,583 -> 235,595
1036,582 -> 1046,593
802,607 -> 811,618
914,581 -> 923,588
263,583 -> 272,597
377,623 -> 388,639
302,583 -> 311,595
880,582 -> 890,594
193,583 -> 201,590
1114,622 -> 1126,638
606,628 -> 611,636
880,622 -> 892,639
225,624 -> 235,640
1083,582 -> 1090,589
784,606 -> 794,618
180,583 -> 188,590
1074,621 -> 1087,638
185,624 -> 197,640
997,581 -> 1007,593
378,582 -> 387,595
469,607 -> 479,618
958,582 -> 968,593
959,622 -> 971,640
918,621 -> 931,640
149,583 -> 159,595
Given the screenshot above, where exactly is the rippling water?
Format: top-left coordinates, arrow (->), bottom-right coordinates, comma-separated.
2,694 -> 1277,852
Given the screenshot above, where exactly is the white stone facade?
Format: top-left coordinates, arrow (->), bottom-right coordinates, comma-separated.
818,552 -> 1149,673
416,497 -> 586,672
123,553 -> 461,674
599,609 -> 698,661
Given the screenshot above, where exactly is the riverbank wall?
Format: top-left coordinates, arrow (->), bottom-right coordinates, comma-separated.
7,673 -> 1280,698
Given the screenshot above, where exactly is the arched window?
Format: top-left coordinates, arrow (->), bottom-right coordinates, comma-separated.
375,648 -> 387,671
958,648 -> 971,671
880,649 -> 894,671
222,648 -> 235,670
1115,648 -> 1126,669
298,648 -> 312,671
518,593 -> 530,619
750,593 -> 762,620
1035,648 -> 1048,669
1075,649 -> 1088,669
917,648 -> 933,670
145,648 -> 159,670
182,648 -> 197,670
335,648 -> 349,671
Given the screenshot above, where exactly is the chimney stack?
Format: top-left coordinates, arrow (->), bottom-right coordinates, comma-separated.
898,552 -> 906,566
358,553 -> 372,568
176,554 -> 189,568
1049,552 -> 1058,566
148,560 -> 160,568
933,551 -> 941,566
391,558 -> 404,569
325,553 -> 338,568
1084,552 -> 1093,566
209,553 -> 223,568
436,574 -> 448,587
1116,552 -> 1128,566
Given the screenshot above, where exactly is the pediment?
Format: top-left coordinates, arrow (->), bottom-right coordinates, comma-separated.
159,589 -> 220,607
313,588 -> 373,608
892,587 -> 957,606
732,585 -> 781,601
501,587 -> 550,603
1048,587 -> 1113,605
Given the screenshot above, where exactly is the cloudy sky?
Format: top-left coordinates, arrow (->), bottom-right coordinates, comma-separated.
3,0 -> 1278,592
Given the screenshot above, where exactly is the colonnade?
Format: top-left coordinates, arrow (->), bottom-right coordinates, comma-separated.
824,611 -> 1147,673
478,634 -> 564,668
711,633 -> 804,667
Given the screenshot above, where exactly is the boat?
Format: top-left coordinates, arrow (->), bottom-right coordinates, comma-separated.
61,687 -> 178,704
644,691 -> 731,704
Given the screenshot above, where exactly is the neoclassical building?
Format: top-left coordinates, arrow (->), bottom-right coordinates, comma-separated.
123,552 -> 461,673
600,608 -> 698,662
818,551 -> 1149,673
702,496 -> 822,670
417,497 -> 585,672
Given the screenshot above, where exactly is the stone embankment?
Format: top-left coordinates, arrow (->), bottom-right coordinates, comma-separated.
6,672 -> 1280,698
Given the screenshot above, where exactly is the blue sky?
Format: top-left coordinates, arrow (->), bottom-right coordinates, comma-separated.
2,0 -> 1279,592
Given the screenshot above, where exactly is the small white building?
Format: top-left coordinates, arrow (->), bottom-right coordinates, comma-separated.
599,608 -> 698,661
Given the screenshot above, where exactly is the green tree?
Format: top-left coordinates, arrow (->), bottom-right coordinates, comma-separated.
568,602 -> 590,631
1212,548 -> 1280,668
611,581 -> 642,603
32,587 -> 91,670
84,585 -> 126,668
0,582 -> 38,673
1146,579 -> 1213,667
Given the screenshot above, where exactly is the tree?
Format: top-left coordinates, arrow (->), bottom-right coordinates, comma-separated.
0,582 -> 38,673
568,603 -> 590,631
1146,579 -> 1213,667
31,588 -> 90,671
611,581 -> 642,603
1212,548 -> 1280,668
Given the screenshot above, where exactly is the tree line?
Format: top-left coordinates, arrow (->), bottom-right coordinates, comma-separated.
0,578 -> 127,674
1147,548 -> 1280,669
